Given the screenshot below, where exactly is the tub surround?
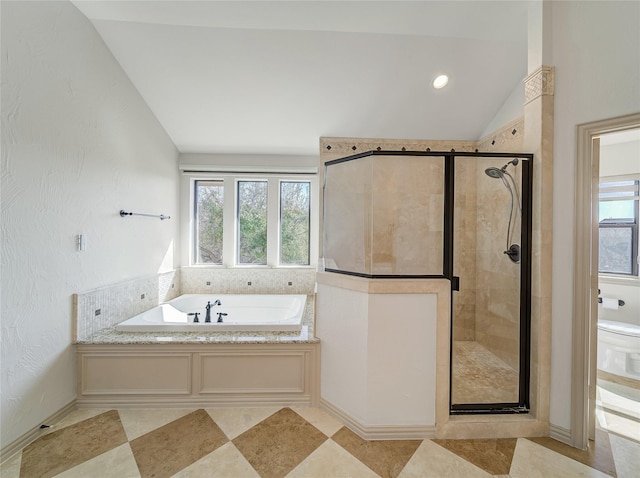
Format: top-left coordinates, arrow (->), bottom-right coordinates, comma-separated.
75,268 -> 317,341
74,268 -> 319,410
76,295 -> 317,345
76,342 -> 320,409
75,294 -> 318,408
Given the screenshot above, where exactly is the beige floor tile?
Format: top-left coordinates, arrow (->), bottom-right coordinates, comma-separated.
291,406 -> 344,437
118,408 -> 196,440
232,407 -> 328,478
527,428 -> 616,477
286,439 -> 380,478
130,409 -> 228,478
55,443 -> 140,478
206,406 -> 281,440
172,442 -> 260,478
20,410 -> 128,478
44,408 -> 112,436
510,438 -> 612,478
609,433 -> 640,478
431,437 -> 516,476
0,450 -> 22,478
332,426 -> 421,478
398,440 -> 492,478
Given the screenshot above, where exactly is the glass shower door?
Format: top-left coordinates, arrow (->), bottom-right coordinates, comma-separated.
450,155 -> 531,412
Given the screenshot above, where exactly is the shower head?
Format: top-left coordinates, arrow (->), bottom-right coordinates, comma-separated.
485,167 -> 504,178
485,158 -> 520,179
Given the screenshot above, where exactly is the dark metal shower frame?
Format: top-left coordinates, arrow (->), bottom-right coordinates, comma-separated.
323,150 -> 534,415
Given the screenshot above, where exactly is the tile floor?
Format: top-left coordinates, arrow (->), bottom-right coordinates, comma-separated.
451,341 -> 519,404
596,379 -> 640,443
2,405 -> 639,478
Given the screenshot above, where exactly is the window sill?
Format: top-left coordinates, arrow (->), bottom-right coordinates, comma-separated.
598,274 -> 640,287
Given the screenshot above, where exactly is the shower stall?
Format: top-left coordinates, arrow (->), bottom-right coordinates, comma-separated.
323,150 -> 533,414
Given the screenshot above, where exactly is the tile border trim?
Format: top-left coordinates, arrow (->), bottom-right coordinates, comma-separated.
524,65 -> 555,104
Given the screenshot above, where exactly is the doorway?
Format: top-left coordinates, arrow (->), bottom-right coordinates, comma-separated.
595,128 -> 640,442
573,113 -> 640,450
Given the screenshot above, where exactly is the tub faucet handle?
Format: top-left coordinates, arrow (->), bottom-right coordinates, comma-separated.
188,312 -> 200,323
216,312 -> 227,323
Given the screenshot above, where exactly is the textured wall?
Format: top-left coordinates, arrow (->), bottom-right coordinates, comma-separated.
1,1 -> 179,448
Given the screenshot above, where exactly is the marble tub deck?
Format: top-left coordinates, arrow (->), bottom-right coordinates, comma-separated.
3,406 -> 638,478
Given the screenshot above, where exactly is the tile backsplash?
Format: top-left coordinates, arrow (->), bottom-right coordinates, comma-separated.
180,267 -> 316,295
74,267 -> 316,340
74,270 -> 181,341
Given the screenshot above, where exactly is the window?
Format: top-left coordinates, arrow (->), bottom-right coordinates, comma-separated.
191,175 -> 316,267
280,181 -> 310,265
237,181 -> 268,265
194,181 -> 224,264
598,179 -> 639,276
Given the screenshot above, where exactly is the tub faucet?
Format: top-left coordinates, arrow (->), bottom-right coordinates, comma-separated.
205,301 -> 212,323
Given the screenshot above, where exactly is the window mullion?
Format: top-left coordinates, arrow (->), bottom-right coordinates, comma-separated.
267,178 -> 279,267
222,178 -> 236,267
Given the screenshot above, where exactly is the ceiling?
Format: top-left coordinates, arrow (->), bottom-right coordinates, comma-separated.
72,1 -> 531,156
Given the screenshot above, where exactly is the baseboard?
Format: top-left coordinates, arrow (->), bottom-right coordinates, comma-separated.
320,398 -> 436,440
549,423 -> 572,445
0,400 -> 77,465
76,395 -> 314,409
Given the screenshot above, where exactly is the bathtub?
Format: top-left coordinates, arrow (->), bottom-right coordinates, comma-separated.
116,294 -> 307,333
597,319 -> 640,380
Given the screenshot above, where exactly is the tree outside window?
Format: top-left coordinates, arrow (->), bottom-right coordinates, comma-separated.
280,181 -> 310,265
237,181 -> 268,264
195,181 -> 224,264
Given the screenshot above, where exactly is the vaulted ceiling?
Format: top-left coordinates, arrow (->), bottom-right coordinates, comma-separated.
72,1 -> 531,155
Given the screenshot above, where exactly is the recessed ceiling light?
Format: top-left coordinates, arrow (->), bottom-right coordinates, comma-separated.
433,74 -> 449,89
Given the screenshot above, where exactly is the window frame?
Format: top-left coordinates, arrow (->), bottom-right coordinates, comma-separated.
598,176 -> 640,277
184,172 -> 318,268
279,180 -> 312,266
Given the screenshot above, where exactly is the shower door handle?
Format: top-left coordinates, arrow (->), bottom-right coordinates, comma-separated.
451,276 -> 460,291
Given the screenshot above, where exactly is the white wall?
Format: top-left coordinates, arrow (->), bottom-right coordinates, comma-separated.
479,81 -> 525,140
600,139 -> 640,177
1,0 -> 180,448
549,0 -> 640,430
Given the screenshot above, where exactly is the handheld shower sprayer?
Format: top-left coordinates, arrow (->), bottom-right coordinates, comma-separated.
484,158 -> 522,263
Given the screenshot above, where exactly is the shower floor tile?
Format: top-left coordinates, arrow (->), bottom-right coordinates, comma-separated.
451,341 -> 519,404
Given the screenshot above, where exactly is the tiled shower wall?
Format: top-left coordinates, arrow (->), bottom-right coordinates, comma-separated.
74,268 -> 316,340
